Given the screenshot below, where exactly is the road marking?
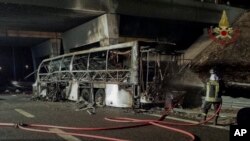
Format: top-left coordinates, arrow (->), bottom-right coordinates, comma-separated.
15,109 -> 35,118
145,113 -> 229,130
49,128 -> 82,141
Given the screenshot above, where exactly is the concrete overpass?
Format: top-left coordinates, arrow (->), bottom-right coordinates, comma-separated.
0,0 -> 245,71
0,0 -> 244,24
0,0 -> 249,111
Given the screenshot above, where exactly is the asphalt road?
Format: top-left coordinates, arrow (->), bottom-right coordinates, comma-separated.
0,94 -> 229,141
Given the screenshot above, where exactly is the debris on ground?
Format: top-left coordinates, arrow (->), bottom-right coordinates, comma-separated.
75,98 -> 96,115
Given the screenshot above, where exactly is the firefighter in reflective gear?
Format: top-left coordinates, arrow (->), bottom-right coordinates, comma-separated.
201,69 -> 224,125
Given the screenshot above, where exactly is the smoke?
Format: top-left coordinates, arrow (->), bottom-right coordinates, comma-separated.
168,68 -> 204,89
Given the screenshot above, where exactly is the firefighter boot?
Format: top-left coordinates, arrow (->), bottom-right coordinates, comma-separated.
201,114 -> 207,123
213,116 -> 218,125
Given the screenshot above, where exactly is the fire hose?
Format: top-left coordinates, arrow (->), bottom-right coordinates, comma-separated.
0,104 -> 222,141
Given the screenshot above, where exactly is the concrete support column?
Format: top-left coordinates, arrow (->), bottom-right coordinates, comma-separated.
31,49 -> 37,72
62,14 -> 120,52
100,14 -> 119,46
50,38 -> 61,57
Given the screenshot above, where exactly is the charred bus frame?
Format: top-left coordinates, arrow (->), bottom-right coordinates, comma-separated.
33,41 -> 180,107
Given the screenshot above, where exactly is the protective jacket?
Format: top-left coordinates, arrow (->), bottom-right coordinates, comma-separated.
205,80 -> 222,102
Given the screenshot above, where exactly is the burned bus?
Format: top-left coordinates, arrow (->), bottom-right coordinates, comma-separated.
33,41 -> 181,108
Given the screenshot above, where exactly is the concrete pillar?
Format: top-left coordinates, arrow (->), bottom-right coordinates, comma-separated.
62,14 -> 120,52
50,38 -> 61,57
100,14 -> 119,46
31,49 -> 37,71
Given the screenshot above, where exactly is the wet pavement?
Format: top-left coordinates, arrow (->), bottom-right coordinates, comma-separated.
169,107 -> 238,128
0,94 -> 230,141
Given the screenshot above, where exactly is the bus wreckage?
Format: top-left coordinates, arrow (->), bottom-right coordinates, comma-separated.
33,41 -> 182,108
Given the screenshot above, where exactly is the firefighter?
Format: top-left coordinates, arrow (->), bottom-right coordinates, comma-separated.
201,68 -> 225,125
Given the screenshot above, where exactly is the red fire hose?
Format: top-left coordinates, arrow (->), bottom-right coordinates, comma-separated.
106,104 -> 222,126
0,104 -> 222,141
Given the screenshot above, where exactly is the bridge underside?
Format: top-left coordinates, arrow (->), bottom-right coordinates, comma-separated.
0,0 -> 249,107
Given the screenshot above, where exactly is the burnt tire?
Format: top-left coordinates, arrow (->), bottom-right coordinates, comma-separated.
60,88 -> 67,100
95,89 -> 106,107
80,89 -> 92,103
47,84 -> 58,102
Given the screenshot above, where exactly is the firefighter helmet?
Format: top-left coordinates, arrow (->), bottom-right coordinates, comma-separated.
209,69 -> 215,74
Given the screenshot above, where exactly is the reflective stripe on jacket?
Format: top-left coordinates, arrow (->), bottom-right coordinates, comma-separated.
205,80 -> 222,102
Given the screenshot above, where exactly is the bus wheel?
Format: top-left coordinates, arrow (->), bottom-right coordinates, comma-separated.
48,85 -> 58,102
60,88 -> 66,100
80,89 -> 92,103
95,89 -> 106,107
